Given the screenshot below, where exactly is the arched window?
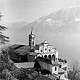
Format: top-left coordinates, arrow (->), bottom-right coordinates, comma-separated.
55,67 -> 57,71
59,65 -> 61,68
48,55 -> 51,60
44,55 -> 47,59
49,49 -> 51,52
37,54 -> 42,58
52,54 -> 56,61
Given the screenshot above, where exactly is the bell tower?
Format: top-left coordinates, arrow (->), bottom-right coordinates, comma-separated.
29,27 -> 35,52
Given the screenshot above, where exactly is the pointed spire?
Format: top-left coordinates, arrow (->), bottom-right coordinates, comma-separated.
31,27 -> 33,34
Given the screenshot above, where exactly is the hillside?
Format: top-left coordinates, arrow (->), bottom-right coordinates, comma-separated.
3,21 -> 29,43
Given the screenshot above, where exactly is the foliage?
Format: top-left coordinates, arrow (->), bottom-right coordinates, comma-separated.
0,13 -> 9,44
0,45 -> 18,80
0,45 -> 40,80
68,60 -> 80,80
12,68 -> 40,80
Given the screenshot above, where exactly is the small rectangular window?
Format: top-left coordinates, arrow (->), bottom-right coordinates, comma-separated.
55,67 -> 57,71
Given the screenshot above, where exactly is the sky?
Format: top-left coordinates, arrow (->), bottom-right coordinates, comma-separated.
0,0 -> 78,23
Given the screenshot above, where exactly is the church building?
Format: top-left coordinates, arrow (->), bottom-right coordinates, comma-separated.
28,28 -> 68,79
28,28 -> 58,62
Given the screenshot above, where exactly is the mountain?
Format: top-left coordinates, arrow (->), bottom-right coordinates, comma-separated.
13,7 -> 80,65
3,21 -> 29,43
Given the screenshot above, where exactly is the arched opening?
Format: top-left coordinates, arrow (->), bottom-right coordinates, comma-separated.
48,55 -> 51,60
44,55 -> 47,59
37,54 -> 42,58
52,54 -> 56,61
42,55 -> 43,58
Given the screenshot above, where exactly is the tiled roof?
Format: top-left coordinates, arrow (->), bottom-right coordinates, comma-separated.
15,46 -> 30,55
11,44 -> 41,54
36,57 -> 51,64
11,44 -> 30,55
11,44 -> 20,49
36,57 -> 60,66
29,52 -> 39,56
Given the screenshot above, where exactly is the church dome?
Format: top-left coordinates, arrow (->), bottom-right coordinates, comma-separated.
44,40 -> 48,44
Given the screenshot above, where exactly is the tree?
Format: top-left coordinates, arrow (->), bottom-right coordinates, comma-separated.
68,60 -> 80,80
0,13 -> 9,44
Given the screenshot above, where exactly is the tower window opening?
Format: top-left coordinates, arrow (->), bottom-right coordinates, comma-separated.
41,50 -> 42,52
49,49 -> 51,52
45,48 -> 47,51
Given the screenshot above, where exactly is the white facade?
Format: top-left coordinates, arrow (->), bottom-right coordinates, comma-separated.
28,28 -> 68,79
59,62 -> 68,78
35,40 -> 58,61
38,60 -> 59,74
52,66 -> 58,74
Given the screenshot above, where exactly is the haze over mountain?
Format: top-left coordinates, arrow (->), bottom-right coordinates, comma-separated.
9,7 -> 80,65
3,21 -> 29,43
